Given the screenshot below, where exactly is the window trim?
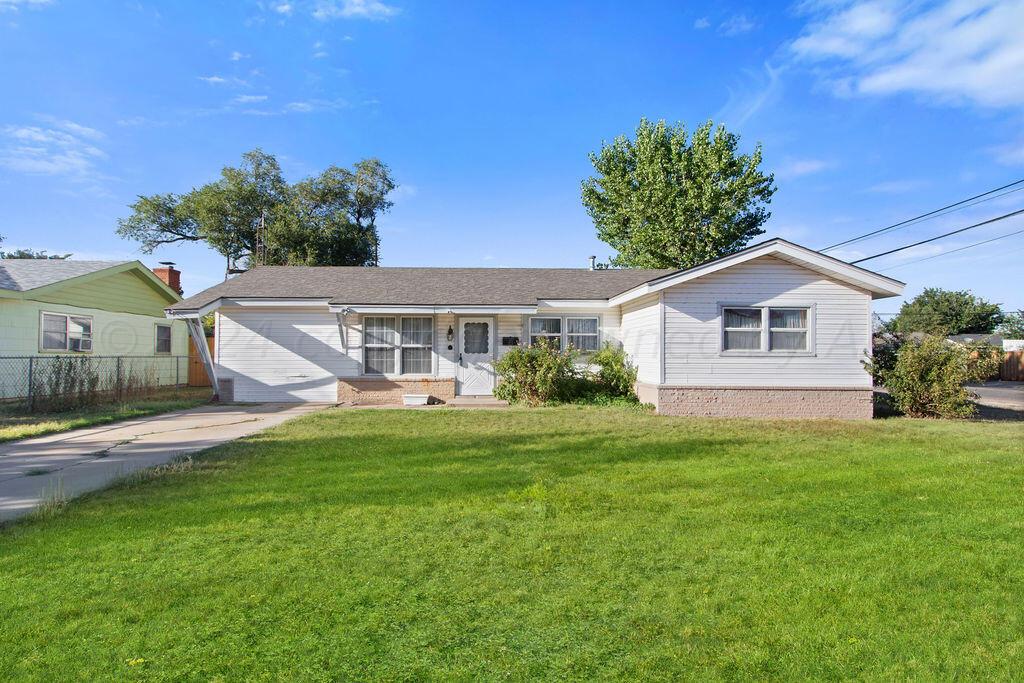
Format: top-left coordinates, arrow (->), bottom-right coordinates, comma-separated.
565,316 -> 600,352
155,322 -> 173,355
527,315 -> 602,353
361,315 -> 435,377
39,311 -> 94,354
718,304 -> 815,356
528,316 -> 563,349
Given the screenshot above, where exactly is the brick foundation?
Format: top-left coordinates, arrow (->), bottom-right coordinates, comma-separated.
637,383 -> 873,420
337,377 -> 456,405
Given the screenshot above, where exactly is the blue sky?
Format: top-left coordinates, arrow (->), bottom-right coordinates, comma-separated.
1,0 -> 1022,313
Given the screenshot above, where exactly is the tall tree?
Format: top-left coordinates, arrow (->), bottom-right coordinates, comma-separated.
582,119 -> 775,269
886,288 -> 1004,335
117,149 -> 395,268
996,310 -> 1024,338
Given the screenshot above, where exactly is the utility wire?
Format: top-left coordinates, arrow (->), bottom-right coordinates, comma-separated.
821,177 -> 1024,252
849,208 -> 1024,264
878,227 -> 1024,272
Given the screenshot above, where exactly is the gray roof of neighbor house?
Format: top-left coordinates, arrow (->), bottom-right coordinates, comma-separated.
0,259 -> 130,292
169,265 -> 675,310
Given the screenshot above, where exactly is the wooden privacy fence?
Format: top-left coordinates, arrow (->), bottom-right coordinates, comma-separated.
1002,351 -> 1024,381
188,336 -> 215,387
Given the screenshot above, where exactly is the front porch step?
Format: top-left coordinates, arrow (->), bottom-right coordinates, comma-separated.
447,397 -> 509,408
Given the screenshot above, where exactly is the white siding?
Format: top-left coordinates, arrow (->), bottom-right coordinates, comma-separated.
216,308 -> 355,401
435,313 -> 457,378
661,256 -> 872,388
620,293 -> 661,384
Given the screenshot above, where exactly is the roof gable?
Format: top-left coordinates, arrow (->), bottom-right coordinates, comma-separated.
0,259 -> 128,292
0,260 -> 182,307
608,239 -> 905,304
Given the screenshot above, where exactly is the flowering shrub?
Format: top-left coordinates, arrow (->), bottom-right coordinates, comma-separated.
868,335 -> 999,418
493,340 -> 580,406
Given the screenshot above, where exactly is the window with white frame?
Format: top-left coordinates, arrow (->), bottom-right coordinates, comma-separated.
41,312 -> 93,352
721,306 -> 810,352
401,317 -> 433,374
769,308 -> 808,351
528,316 -> 600,351
155,324 -> 172,354
566,317 -> 599,351
529,317 -> 562,349
363,316 -> 433,375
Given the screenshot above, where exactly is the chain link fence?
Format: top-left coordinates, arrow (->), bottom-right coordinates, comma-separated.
0,355 -> 191,412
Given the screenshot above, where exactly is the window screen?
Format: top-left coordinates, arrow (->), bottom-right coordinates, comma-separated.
156,324 -> 172,354
723,308 -> 762,351
566,317 -> 599,351
529,317 -> 561,349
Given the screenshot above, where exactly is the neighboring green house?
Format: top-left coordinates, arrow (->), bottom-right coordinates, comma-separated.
0,259 -> 188,358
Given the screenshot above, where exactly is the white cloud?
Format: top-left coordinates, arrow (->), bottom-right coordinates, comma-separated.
284,98 -> 347,112
234,94 -> 268,103
312,0 -> 399,21
776,158 -> 834,179
116,116 -> 150,127
0,119 -> 107,178
273,2 -> 293,15
790,0 -> 1024,108
866,179 -> 928,194
229,51 -> 249,61
0,0 -> 52,12
198,75 -> 248,87
716,62 -> 783,128
991,140 -> 1024,166
693,17 -> 710,29
36,115 -> 105,141
719,14 -> 756,36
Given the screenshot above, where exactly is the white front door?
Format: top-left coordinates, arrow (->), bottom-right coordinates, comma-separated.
457,317 -> 495,395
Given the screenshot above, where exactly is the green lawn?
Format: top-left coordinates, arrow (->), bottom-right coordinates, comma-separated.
1,407 -> 1022,680
0,388 -> 212,443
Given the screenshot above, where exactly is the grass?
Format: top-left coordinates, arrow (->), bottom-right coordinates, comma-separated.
0,388 -> 212,443
0,407 -> 1022,680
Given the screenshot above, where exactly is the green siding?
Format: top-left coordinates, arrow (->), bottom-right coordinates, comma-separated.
0,298 -> 188,357
28,270 -> 173,317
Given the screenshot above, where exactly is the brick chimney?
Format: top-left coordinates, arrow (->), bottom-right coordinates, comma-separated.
153,262 -> 183,295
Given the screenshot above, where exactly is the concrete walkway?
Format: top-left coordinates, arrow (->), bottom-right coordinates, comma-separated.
0,403 -> 325,523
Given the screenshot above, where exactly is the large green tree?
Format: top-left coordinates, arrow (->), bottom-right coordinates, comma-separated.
117,149 -> 395,268
581,118 -> 776,269
886,288 -> 1004,336
997,310 -> 1024,338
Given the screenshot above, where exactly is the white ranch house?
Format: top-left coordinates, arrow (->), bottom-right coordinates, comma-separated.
167,239 -> 904,419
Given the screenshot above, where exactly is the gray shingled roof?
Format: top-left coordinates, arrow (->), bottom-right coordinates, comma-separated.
169,265 -> 674,310
0,259 -> 129,292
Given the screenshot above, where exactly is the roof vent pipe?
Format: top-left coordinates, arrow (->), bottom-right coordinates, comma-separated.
588,255 -> 596,271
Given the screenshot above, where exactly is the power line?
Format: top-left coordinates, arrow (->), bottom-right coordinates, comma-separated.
821,177 -> 1024,252
849,208 -> 1024,264
879,227 -> 1024,272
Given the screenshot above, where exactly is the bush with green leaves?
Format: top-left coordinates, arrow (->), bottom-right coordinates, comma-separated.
493,340 -> 581,406
869,335 -> 1000,418
494,341 -> 641,406
588,343 -> 638,397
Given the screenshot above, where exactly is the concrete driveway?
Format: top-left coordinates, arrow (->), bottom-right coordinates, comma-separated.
969,381 -> 1024,420
0,403 -> 325,523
